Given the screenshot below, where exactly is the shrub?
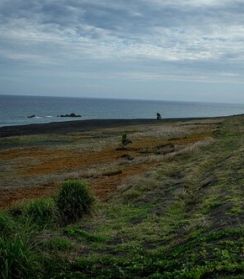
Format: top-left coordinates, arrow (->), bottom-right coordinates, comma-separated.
121,133 -> 132,147
23,198 -> 56,227
56,180 -> 93,225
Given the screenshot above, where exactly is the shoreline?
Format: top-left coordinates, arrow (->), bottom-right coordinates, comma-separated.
0,116 -> 229,138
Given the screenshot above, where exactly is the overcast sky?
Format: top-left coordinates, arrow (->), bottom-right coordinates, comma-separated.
1,0 -> 244,103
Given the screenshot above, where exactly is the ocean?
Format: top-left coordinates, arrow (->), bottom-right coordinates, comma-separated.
1,95 -> 244,127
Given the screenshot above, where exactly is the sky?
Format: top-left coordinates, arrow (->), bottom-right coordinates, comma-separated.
1,0 -> 244,103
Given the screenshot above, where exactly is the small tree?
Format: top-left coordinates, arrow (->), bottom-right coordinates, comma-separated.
121,133 -> 132,147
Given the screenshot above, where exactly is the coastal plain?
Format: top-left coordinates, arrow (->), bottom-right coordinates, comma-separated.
0,118 -> 216,208
0,116 -> 243,278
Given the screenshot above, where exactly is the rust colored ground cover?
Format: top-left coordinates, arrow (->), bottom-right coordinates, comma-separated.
0,120 -> 215,208
0,143 -> 161,208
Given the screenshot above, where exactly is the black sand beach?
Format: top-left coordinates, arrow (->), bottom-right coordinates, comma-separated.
0,117 -> 225,137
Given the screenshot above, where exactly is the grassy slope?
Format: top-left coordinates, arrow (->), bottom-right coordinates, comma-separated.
1,116 -> 244,279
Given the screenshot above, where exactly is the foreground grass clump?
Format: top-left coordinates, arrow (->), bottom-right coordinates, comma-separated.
57,180 -> 94,225
0,213 -> 39,279
0,212 -> 15,235
23,198 -> 56,227
0,180 -> 94,278
0,234 -> 38,279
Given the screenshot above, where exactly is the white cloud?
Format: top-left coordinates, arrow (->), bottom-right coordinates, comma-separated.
2,15 -> 244,65
147,0 -> 235,7
1,0 -> 244,86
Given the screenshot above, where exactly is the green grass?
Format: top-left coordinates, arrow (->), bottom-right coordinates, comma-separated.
22,198 -> 56,228
41,237 -> 73,251
0,116 -> 244,278
0,216 -> 40,279
0,234 -> 39,279
0,212 -> 15,235
64,226 -> 106,243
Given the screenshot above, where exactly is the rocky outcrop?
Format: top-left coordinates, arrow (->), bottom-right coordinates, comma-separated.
58,113 -> 81,118
27,115 -> 36,119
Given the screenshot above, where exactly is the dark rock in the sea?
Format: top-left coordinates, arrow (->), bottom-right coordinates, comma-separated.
27,114 -> 36,119
58,113 -> 81,118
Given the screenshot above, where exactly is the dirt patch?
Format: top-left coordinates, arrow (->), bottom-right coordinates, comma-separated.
0,183 -> 58,209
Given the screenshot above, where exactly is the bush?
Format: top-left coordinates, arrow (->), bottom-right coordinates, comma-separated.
23,198 -> 56,227
56,180 -> 93,225
121,133 -> 132,147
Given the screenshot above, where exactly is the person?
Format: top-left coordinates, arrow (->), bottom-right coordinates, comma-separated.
156,112 -> 162,120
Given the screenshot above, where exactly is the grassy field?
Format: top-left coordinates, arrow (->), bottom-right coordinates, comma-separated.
0,116 -> 243,278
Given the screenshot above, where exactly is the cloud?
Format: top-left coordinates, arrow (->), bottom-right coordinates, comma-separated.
147,0 -> 233,7
1,0 -> 244,100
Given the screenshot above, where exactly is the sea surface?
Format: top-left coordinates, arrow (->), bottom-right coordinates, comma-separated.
1,95 -> 244,127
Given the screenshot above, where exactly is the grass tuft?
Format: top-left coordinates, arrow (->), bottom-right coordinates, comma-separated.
56,180 -> 94,225
22,198 -> 56,228
0,234 -> 38,279
42,237 -> 73,251
0,212 -> 15,235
